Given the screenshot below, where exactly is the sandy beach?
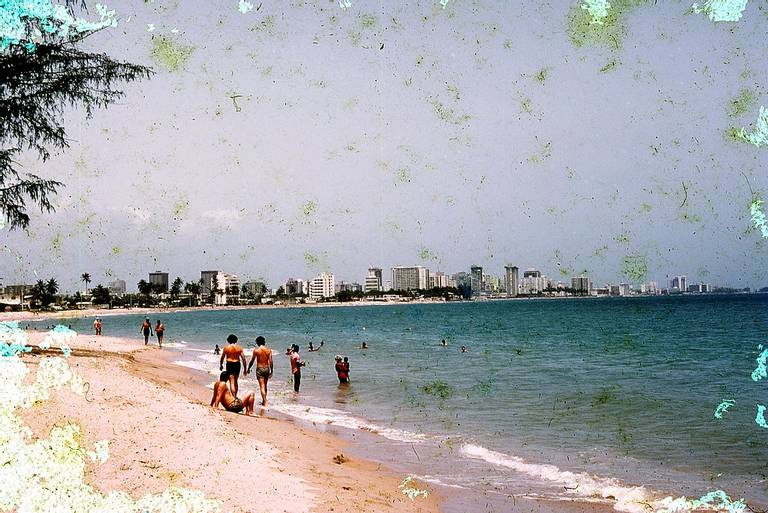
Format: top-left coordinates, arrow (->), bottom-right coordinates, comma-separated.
17,331 -> 442,513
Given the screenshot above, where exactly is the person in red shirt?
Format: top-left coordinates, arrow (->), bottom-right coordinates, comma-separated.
289,344 -> 305,392
335,355 -> 350,384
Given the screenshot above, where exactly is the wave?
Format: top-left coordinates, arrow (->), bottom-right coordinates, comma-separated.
460,444 -> 654,513
271,402 -> 428,444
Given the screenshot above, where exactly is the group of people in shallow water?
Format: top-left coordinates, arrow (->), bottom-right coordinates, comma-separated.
210,334 -> 354,415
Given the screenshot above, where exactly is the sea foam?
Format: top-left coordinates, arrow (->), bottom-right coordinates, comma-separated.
460,444 -> 652,513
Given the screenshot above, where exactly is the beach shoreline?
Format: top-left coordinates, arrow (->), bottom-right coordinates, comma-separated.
17,331 -> 444,513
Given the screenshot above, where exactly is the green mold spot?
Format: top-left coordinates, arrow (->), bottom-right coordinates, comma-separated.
348,31 -> 362,46
591,385 -> 620,406
418,246 -> 435,260
527,141 -> 552,163
503,39 -> 512,49
600,59 -> 619,72
728,88 -> 756,118
302,200 -> 318,216
250,15 -> 276,36
150,35 -> 194,72
446,84 -> 461,100
519,97 -> 533,115
422,380 -> 454,399
395,167 -> 411,183
567,0 -> 648,49
535,67 -> 549,83
50,232 -> 62,252
359,13 -> 377,27
621,254 -> 648,283
638,203 -> 652,214
679,211 -> 702,223
429,99 -> 470,125
304,252 -> 319,265
111,246 -> 121,256
172,200 -> 189,218
614,232 -> 630,244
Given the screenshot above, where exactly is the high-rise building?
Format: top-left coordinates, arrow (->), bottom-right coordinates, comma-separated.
285,278 -> 307,296
383,279 -> 392,291
242,280 -> 268,296
392,266 -> 429,291
619,283 -> 631,296
687,283 -> 711,293
309,273 -> 335,299
483,274 -> 500,293
521,268 -> 547,294
149,272 -> 169,293
200,270 -> 220,297
452,272 -> 470,289
470,266 -> 484,296
670,276 -> 687,293
215,272 -> 240,305
430,271 -> 450,289
504,265 -> 519,297
571,275 -> 591,294
364,268 -> 383,292
106,279 -> 126,296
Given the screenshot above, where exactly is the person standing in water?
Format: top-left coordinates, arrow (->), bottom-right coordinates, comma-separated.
154,320 -> 165,348
219,334 -> 247,398
214,344 -> 220,355
140,318 -> 152,345
335,355 -> 349,384
289,344 -> 305,393
247,336 -> 273,407
93,318 -> 102,336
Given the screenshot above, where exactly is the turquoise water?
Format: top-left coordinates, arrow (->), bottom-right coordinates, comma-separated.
37,295 -> 768,511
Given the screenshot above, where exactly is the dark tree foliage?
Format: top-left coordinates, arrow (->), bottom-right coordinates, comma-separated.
0,7 -> 152,230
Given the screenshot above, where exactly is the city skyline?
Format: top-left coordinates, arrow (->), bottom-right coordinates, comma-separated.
1,2 -> 767,294
0,260 -> 736,296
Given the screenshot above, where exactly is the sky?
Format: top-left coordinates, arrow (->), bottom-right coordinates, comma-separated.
2,0 -> 768,293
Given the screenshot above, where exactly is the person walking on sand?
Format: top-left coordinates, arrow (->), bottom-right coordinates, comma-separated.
210,372 -> 255,415
140,318 -> 152,345
247,336 -> 273,407
93,318 -> 102,336
155,320 -> 165,348
289,344 -> 305,393
220,334 -> 247,398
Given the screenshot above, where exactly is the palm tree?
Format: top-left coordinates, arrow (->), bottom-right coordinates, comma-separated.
46,278 -> 58,297
184,281 -> 201,305
137,279 -> 152,297
170,277 -> 183,298
81,273 -> 91,295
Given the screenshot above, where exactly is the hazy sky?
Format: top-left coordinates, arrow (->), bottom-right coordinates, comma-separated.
2,0 -> 768,292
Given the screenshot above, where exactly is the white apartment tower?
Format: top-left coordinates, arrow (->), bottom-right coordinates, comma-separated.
309,273 -> 336,299
364,267 -> 383,292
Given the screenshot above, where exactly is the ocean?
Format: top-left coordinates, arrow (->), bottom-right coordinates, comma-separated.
31,294 -> 768,512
